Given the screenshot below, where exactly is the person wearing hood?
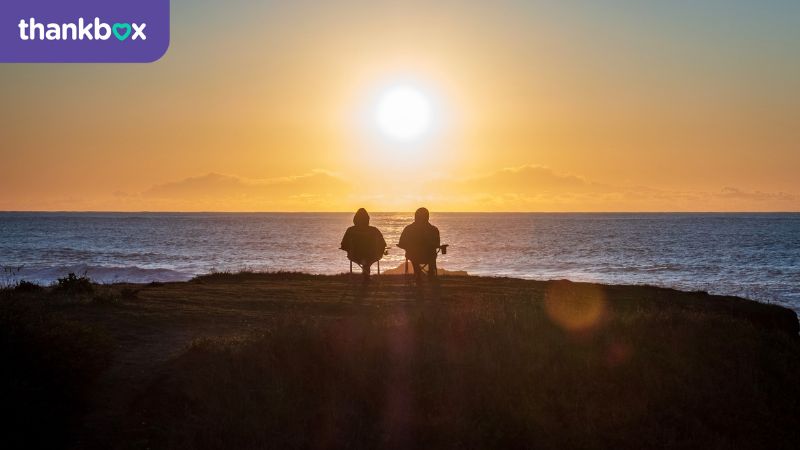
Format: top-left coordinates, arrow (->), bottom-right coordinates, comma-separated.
398,207 -> 441,282
340,208 -> 387,281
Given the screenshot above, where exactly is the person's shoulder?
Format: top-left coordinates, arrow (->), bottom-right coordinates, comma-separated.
368,225 -> 383,233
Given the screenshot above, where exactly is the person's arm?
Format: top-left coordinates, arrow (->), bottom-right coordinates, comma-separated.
373,229 -> 388,258
398,226 -> 408,249
378,231 -> 387,253
340,228 -> 351,251
432,226 -> 440,249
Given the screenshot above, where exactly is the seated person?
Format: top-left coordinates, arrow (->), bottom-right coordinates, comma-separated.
340,208 -> 387,281
398,207 -> 441,281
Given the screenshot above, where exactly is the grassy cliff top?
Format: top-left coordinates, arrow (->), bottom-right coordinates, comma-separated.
2,273 -> 798,449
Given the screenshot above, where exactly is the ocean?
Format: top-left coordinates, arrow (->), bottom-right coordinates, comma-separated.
1,212 -> 798,312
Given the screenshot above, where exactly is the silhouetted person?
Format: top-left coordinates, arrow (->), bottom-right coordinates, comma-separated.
340,208 -> 387,282
398,207 -> 441,282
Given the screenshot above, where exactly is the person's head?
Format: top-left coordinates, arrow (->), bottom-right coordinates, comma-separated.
353,208 -> 370,227
414,207 -> 430,224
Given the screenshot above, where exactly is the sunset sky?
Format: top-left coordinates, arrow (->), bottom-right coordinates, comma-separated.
1,0 -> 798,212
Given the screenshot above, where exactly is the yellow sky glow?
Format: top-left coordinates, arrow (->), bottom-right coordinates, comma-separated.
0,1 -> 798,212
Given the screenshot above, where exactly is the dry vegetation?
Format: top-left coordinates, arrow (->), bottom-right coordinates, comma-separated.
1,272 -> 798,449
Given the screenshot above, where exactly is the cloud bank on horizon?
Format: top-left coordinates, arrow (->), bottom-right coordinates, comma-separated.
4,165 -> 793,212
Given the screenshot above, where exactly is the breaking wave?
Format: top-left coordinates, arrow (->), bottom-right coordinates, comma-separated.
9,264 -> 195,285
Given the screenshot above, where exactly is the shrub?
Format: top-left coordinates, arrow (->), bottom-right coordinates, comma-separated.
53,273 -> 94,296
15,280 -> 43,293
1,265 -> 25,289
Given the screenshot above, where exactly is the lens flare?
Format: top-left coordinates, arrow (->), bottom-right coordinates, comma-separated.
544,282 -> 607,333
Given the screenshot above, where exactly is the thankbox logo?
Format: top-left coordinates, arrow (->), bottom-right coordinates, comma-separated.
19,18 -> 147,42
1,0 -> 169,63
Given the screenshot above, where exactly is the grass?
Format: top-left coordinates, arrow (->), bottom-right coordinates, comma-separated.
131,279 -> 799,450
138,310 -> 799,449
0,273 -> 798,449
0,289 -> 114,449
191,270 -> 319,283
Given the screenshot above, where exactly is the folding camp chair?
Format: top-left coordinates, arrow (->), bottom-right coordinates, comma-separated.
402,244 -> 449,278
346,247 -> 390,276
340,225 -> 389,280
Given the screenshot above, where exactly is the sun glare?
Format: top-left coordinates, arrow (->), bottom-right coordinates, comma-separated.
375,86 -> 433,141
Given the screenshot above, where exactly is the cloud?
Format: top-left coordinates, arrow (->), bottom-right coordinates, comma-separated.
425,165 -> 624,210
135,171 -> 351,211
450,165 -> 599,193
425,165 -> 800,212
717,187 -> 799,203
5,165 -> 795,212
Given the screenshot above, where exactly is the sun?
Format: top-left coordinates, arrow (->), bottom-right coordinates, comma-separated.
375,86 -> 433,141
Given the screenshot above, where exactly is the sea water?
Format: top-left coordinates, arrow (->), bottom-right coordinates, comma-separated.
1,212 -> 798,312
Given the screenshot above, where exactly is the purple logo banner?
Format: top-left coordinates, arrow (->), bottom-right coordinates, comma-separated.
0,0 -> 170,63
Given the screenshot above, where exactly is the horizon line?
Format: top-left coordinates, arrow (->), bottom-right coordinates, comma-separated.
1,210 -> 799,214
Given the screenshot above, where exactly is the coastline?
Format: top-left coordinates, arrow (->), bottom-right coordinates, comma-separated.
3,212 -> 798,313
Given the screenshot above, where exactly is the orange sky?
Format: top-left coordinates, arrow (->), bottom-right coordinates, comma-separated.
0,0 -> 798,212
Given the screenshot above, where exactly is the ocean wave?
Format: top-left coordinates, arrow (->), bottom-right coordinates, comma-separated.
2,213 -> 798,312
9,265 -> 195,285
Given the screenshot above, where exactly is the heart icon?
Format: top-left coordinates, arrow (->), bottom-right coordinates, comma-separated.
112,23 -> 132,41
